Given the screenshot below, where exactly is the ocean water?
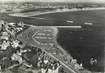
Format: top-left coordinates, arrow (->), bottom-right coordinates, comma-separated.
57,27 -> 104,72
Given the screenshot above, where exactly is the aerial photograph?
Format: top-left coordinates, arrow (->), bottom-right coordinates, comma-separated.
0,0 -> 105,73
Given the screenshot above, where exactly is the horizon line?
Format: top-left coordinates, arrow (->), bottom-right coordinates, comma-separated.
0,1 -> 105,4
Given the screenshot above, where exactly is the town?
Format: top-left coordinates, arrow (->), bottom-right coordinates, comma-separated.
0,20 -> 84,73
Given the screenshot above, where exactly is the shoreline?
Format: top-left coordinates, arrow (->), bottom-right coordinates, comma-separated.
8,7 -> 105,17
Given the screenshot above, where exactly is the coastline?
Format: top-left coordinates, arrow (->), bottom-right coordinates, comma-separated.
8,7 -> 105,17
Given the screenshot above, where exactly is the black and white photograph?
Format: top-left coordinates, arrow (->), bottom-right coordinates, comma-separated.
0,0 -> 104,73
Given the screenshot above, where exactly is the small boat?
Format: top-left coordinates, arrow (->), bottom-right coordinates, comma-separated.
84,22 -> 93,26
66,20 -> 74,23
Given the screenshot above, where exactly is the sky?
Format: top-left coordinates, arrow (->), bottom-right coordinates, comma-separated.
0,0 -> 105,3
